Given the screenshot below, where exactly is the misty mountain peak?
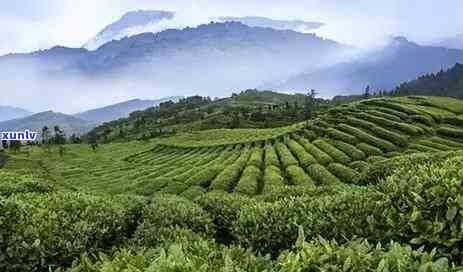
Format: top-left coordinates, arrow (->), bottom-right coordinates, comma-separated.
84,10 -> 175,50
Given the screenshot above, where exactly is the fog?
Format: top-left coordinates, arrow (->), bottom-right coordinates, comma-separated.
1,0 -> 463,113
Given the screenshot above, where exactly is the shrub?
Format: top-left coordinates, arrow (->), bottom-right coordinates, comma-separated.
327,163 -> 360,184
180,185 -> 206,200
372,106 -> 409,120
410,114 -> 435,126
69,238 -> 272,272
442,115 -> 463,127
0,192 -> 144,271
301,129 -> 317,141
327,139 -> 366,161
210,149 -> 250,192
325,128 -> 358,145
366,156 -> 387,163
196,192 -> 254,244
130,177 -> 170,196
0,171 -> 54,197
275,143 -> 299,168
357,143 -> 384,156
437,126 -> 463,139
262,165 -> 285,193
408,144 -> 440,153
276,233 -> 450,272
365,109 -> 403,122
133,194 -> 214,248
345,116 -> 409,147
264,144 -> 280,167
160,181 -> 189,195
338,124 -> 397,152
285,165 -> 314,186
296,137 -> 333,165
349,160 -> 370,173
248,148 -> 263,168
234,165 -> 261,195
419,140 -> 456,151
355,111 -> 424,136
232,190 -> 386,256
313,139 -> 351,164
286,139 -> 317,167
306,163 -> 340,185
430,137 -> 463,148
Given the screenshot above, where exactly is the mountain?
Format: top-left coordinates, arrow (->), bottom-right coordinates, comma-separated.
393,63 -> 463,97
0,106 -> 32,122
0,111 -> 92,136
271,37 -> 463,95
0,21 -> 348,109
434,34 -> 463,50
74,97 -> 182,124
84,10 -> 175,50
216,16 -> 323,32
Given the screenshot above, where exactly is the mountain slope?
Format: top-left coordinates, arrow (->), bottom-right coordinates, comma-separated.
84,10 -> 175,50
216,16 -> 323,32
74,97 -> 181,124
0,22 -> 349,109
434,34 -> 463,50
0,111 -> 92,136
0,106 -> 32,122
393,63 -> 463,97
272,37 -> 463,95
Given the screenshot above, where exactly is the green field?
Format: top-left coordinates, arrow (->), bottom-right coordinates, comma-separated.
2,96 -> 463,271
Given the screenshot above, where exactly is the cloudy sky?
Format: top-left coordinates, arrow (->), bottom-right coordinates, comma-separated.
2,0 -> 463,55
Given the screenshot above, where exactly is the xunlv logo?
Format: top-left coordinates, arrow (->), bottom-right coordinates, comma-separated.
1,130 -> 38,141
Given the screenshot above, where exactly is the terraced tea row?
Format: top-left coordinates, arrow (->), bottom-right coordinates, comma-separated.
4,96 -> 463,197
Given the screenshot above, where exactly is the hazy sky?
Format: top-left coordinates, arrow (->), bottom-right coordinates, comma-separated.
2,0 -> 463,55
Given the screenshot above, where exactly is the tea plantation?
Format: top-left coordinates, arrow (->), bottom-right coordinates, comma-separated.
2,96 -> 463,271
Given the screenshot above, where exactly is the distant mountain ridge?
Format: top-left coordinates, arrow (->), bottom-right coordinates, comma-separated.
74,97 -> 182,124
270,37 -> 463,96
0,106 -> 32,122
0,22 -> 348,103
0,97 -> 180,136
0,111 -> 92,136
216,16 -> 323,32
84,10 -> 175,50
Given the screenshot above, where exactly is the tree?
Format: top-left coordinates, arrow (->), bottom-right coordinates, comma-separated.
364,85 -> 371,99
42,126 -> 51,145
9,141 -> 21,153
304,89 -> 317,119
87,131 -> 98,152
53,125 -> 66,145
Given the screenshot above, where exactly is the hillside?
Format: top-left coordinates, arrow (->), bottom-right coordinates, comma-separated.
74,97 -> 181,124
0,106 -> 32,122
393,63 -> 463,97
3,95 -> 463,271
0,111 -> 92,136
271,37 -> 463,95
88,90 -> 327,142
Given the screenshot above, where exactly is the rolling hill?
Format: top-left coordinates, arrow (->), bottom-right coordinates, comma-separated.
0,111 -> 92,136
87,90 -> 325,142
74,97 -> 181,124
3,95 -> 463,271
0,106 -> 32,122
393,63 -> 463,97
